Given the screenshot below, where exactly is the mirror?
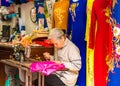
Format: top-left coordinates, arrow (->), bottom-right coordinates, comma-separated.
30,7 -> 36,23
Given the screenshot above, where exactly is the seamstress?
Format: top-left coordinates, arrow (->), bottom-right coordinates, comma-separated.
43,28 -> 82,86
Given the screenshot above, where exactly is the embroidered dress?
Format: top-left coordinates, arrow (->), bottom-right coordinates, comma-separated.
34,1 -> 48,29
112,0 -> 120,24
20,0 -> 28,3
89,0 -> 112,86
108,1 -> 120,86
108,25 -> 120,86
6,0 -> 13,3
1,0 -> 10,7
67,0 -> 87,86
52,0 -> 69,30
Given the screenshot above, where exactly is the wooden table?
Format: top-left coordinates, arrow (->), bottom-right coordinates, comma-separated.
0,43 -> 14,86
0,59 -> 44,86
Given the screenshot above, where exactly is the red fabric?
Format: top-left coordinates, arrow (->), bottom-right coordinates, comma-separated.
33,39 -> 53,47
89,0 -> 112,86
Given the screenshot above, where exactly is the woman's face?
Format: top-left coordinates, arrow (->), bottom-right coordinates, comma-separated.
50,37 -> 65,48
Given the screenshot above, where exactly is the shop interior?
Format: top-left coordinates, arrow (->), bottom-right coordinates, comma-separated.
0,0 -> 120,86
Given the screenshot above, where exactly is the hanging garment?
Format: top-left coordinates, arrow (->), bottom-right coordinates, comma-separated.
107,0 -> 120,85
67,0 -> 87,86
1,0 -> 10,7
6,0 -> 14,3
45,0 -> 53,29
20,0 -> 28,3
85,0 -> 94,86
112,0 -> 120,24
6,0 -> 27,4
108,25 -> 120,86
89,0 -> 112,86
34,1 -> 48,29
52,0 -> 69,30
14,0 -> 21,4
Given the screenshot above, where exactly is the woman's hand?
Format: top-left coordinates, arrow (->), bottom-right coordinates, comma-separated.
53,61 -> 61,64
43,52 -> 50,60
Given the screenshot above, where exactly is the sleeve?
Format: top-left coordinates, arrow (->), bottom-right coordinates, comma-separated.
88,2 -> 97,49
62,47 -> 82,71
50,55 -> 55,61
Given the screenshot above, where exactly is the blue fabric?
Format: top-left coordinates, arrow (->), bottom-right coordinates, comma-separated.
108,0 -> 120,86
20,0 -> 28,3
7,0 -> 14,3
34,1 -> 48,28
67,0 -> 87,86
5,76 -> 10,86
7,13 -> 17,19
5,75 -> 20,86
6,0 -> 27,4
108,62 -> 120,86
112,0 -> 120,24
1,0 -> 10,7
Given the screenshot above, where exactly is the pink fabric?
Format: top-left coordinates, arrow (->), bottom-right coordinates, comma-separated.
30,61 -> 65,76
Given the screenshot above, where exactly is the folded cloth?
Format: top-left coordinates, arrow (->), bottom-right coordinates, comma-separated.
30,61 -> 65,76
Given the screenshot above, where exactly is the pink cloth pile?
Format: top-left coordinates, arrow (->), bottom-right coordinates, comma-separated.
30,61 -> 65,76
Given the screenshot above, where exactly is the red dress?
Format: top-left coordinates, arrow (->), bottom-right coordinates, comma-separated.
89,0 -> 112,86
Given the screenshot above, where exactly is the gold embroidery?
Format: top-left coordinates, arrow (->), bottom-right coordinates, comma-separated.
52,0 -> 69,30
103,7 -> 112,24
70,3 -> 79,13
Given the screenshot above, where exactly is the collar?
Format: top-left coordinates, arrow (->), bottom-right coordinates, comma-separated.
63,38 -> 69,48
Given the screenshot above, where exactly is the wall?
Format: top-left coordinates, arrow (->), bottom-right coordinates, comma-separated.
0,1 -> 37,35
19,1 -> 37,34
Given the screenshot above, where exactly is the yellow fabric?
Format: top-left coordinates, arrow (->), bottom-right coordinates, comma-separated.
85,0 -> 94,86
85,0 -> 94,41
86,48 -> 94,86
52,0 -> 69,30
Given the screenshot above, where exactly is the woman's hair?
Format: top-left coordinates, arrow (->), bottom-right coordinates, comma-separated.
48,28 -> 66,40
